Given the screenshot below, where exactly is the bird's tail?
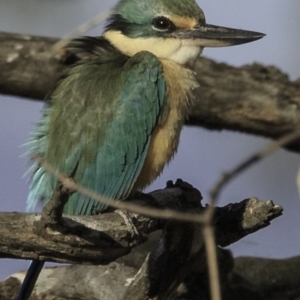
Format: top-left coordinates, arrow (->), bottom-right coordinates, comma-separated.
17,260 -> 44,300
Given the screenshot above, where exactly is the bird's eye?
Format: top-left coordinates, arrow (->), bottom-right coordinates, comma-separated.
152,17 -> 175,32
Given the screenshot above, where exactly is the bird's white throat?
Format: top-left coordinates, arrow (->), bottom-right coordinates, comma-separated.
104,30 -> 203,65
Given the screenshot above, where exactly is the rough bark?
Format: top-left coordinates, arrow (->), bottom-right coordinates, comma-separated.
2,250 -> 300,299
0,181 -> 283,299
0,32 -> 61,100
192,59 -> 300,145
0,193 -> 282,265
1,31 -> 300,151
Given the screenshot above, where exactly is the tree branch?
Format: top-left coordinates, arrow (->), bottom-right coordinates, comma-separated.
0,184 -> 283,300
0,32 -> 61,100
2,245 -> 299,299
0,182 -> 282,265
1,31 -> 300,151
192,59 -> 300,152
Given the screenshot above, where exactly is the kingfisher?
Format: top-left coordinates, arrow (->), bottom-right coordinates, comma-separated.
18,0 -> 264,299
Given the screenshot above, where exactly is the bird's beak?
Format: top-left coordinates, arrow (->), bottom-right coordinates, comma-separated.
173,24 -> 265,47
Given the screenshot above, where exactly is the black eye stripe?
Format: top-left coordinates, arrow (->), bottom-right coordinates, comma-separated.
152,16 -> 175,32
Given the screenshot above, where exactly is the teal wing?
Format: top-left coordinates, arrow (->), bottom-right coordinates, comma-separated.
27,51 -> 168,215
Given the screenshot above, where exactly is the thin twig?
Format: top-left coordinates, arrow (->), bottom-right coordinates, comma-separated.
202,128 -> 300,300
210,128 -> 300,204
51,9 -> 112,54
32,154 -> 206,225
202,225 -> 222,300
30,129 -> 300,300
202,207 -> 222,300
297,167 -> 300,198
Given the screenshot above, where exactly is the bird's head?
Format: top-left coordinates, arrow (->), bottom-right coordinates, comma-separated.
104,0 -> 265,65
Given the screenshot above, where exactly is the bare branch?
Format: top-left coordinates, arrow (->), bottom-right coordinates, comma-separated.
52,9 -> 112,54
0,190 -> 282,265
210,128 -> 300,203
0,32 -> 61,100
2,251 -> 300,299
33,155 -> 208,224
191,59 -> 300,152
0,176 -> 283,299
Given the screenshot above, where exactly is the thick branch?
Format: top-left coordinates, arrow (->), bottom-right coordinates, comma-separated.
0,180 -> 283,299
1,32 -> 300,151
122,197 -> 282,300
214,198 -> 283,247
2,253 -> 300,300
192,59 -> 300,152
0,189 -> 282,265
0,32 -> 61,100
0,212 -> 135,264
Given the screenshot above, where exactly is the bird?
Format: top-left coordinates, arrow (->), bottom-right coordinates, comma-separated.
17,0 -> 265,299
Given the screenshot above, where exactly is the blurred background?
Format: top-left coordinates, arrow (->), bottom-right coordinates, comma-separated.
0,0 -> 299,281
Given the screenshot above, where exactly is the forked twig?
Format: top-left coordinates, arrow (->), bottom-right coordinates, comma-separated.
210,128 -> 300,203
32,154 -> 206,225
52,9 -> 112,54
203,128 -> 300,300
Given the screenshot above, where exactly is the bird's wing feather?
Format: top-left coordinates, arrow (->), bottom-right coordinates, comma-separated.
27,50 -> 167,215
